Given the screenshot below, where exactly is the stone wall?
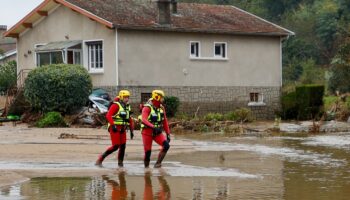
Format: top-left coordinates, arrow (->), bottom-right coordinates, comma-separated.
97,86 -> 281,119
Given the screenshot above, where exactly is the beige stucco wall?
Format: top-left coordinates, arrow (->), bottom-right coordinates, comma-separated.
17,5 -> 116,87
118,30 -> 282,87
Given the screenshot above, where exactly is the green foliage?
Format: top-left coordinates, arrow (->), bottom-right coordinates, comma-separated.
203,109 -> 252,122
36,112 -> 67,128
0,61 -> 17,92
323,95 -> 339,111
174,112 -> 193,120
345,96 -> 350,110
24,64 -> 92,113
329,40 -> 350,93
299,59 -> 325,84
234,108 -> 253,122
163,96 -> 180,118
203,113 -> 224,121
281,91 -> 298,119
224,111 -> 237,121
199,124 -> 210,132
296,84 -> 325,119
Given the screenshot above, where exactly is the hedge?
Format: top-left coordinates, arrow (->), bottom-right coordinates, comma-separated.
163,96 -> 180,118
296,84 -> 324,120
24,64 -> 92,113
281,91 -> 298,120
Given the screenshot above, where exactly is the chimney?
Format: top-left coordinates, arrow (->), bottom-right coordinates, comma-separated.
171,0 -> 177,14
157,0 -> 171,25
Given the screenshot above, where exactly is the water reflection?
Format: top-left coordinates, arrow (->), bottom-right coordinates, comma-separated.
3,135 -> 350,199
102,173 -> 128,200
144,172 -> 171,200
100,172 -> 172,200
1,173 -> 237,199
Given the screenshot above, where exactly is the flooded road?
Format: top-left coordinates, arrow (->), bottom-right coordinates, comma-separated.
1,134 -> 350,199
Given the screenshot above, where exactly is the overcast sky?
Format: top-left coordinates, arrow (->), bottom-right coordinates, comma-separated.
0,0 -> 43,29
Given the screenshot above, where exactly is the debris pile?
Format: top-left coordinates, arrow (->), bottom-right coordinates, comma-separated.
66,107 -> 107,127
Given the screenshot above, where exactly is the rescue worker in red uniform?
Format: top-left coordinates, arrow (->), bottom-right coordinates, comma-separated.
95,90 -> 134,167
141,90 -> 171,168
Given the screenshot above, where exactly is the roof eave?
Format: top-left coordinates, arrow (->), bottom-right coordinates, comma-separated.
115,25 -> 291,37
4,0 -> 114,38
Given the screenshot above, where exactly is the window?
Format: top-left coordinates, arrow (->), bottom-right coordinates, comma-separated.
214,42 -> 227,58
190,41 -> 200,58
250,93 -> 260,102
248,93 -> 266,106
36,51 -> 63,66
86,41 -> 103,71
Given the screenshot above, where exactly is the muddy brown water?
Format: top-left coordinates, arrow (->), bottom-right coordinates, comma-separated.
1,134 -> 350,199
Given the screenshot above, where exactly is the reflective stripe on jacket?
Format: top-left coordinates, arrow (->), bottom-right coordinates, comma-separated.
141,103 -> 164,128
109,101 -> 131,126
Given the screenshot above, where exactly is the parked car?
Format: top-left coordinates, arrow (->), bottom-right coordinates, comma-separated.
88,96 -> 110,113
88,89 -> 112,113
90,88 -> 111,101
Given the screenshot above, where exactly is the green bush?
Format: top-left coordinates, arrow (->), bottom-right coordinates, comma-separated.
281,91 -> 298,120
24,64 -> 92,113
163,96 -> 180,118
0,61 -> 17,92
296,84 -> 325,119
224,111 -> 237,121
36,112 -> 67,128
203,113 -> 224,121
345,97 -> 350,110
234,108 -> 253,122
323,96 -> 339,111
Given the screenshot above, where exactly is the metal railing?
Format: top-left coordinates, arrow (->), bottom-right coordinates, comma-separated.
17,69 -> 32,89
1,69 -> 32,117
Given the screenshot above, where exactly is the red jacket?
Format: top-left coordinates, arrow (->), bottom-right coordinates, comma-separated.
141,99 -> 170,134
106,97 -> 134,130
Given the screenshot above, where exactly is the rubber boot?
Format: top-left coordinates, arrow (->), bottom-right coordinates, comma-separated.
118,160 -> 124,167
144,150 -> 151,168
154,151 -> 167,168
95,156 -> 103,166
118,144 -> 126,167
144,159 -> 150,168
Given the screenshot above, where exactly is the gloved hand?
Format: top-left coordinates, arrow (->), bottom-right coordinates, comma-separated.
166,134 -> 171,143
111,125 -> 118,133
130,131 -> 134,140
153,127 -> 162,135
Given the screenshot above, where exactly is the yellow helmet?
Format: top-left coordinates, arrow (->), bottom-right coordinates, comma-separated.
118,90 -> 130,100
152,90 -> 165,101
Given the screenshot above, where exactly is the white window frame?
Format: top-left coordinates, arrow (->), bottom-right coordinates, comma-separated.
189,41 -> 200,58
84,39 -> 104,73
213,42 -> 227,59
34,43 -> 46,67
66,49 -> 82,65
35,51 -> 64,67
248,93 -> 266,106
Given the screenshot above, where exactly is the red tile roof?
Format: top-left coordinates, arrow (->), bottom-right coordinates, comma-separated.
4,0 -> 293,38
66,0 -> 293,36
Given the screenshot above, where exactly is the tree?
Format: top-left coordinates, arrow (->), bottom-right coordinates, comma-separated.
328,39 -> 350,93
0,61 -> 17,93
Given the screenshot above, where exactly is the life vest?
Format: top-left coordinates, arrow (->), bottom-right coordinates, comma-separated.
141,102 -> 165,128
109,101 -> 131,127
